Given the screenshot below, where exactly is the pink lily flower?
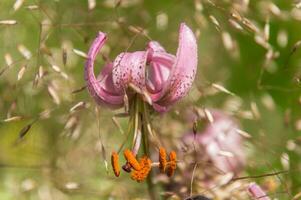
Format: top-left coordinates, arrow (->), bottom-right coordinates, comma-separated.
183,110 -> 245,174
85,23 -> 198,112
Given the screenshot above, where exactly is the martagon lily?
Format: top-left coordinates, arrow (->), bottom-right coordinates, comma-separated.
85,23 -> 198,112
84,23 -> 197,194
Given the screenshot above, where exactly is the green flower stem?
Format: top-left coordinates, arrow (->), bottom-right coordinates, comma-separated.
117,96 -> 135,154
140,99 -> 160,200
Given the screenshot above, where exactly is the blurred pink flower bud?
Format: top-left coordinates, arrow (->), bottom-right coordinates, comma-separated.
248,182 -> 271,200
85,23 -> 198,112
184,110 -> 245,174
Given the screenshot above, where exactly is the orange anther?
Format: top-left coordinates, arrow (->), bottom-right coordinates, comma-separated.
166,151 -> 177,177
123,149 -> 141,171
131,156 -> 152,182
159,147 -> 167,172
111,152 -> 120,177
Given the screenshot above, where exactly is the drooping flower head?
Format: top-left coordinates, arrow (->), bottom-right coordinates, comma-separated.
85,23 -> 198,112
85,23 -> 197,185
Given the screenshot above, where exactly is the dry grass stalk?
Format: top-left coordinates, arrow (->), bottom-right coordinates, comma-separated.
73,49 -> 88,59
70,101 -> 86,112
17,65 -> 27,81
13,0 -> 24,11
3,116 -> 23,122
18,45 -> 32,59
212,83 -> 235,96
47,84 -> 60,104
0,20 -> 17,25
88,0 -> 96,10
4,54 -> 13,67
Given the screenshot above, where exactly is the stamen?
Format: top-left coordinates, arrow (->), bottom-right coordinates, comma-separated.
124,149 -> 141,171
159,147 -> 167,172
131,156 -> 152,182
142,90 -> 153,105
132,129 -> 142,155
111,152 -> 120,177
166,151 -> 177,177
129,83 -> 142,94
151,162 -> 160,167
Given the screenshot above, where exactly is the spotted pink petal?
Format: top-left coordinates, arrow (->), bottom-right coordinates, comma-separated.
85,32 -> 124,107
85,23 -> 198,112
158,23 -> 198,108
97,63 -> 120,96
112,51 -> 148,93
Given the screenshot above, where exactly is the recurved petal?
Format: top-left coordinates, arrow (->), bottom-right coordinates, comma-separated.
160,23 -> 198,106
97,63 -> 121,96
85,32 -> 124,107
147,41 -> 166,53
112,51 -> 148,93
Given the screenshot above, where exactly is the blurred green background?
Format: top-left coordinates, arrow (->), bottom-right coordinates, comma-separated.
1,0 -> 301,199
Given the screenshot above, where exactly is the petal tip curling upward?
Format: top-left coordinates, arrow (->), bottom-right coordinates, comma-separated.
157,23 -> 198,109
